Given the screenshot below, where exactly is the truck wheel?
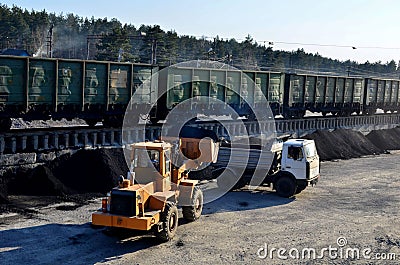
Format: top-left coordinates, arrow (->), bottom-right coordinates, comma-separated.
182,186 -> 203,222
295,184 -> 307,194
275,176 -> 297,198
155,202 -> 178,241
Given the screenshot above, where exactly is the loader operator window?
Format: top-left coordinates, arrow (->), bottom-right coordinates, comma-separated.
149,151 -> 160,171
133,149 -> 160,172
164,149 -> 171,175
288,146 -> 303,161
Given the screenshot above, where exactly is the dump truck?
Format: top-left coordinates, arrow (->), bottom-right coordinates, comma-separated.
213,138 -> 320,197
92,135 -> 219,241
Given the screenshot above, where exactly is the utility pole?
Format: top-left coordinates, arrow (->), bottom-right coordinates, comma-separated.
46,24 -> 54,58
151,38 -> 157,64
86,38 -> 90,60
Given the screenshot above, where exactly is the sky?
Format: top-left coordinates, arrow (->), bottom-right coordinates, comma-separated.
2,0 -> 400,64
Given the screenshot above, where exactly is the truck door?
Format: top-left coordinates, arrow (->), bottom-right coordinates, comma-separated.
283,146 -> 306,180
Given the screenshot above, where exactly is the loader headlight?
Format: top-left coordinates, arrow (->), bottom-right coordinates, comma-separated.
101,198 -> 108,213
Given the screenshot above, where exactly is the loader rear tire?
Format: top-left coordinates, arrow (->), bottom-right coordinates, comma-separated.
182,186 -> 203,222
155,202 -> 178,241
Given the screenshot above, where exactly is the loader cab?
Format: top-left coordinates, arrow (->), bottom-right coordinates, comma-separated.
281,139 -> 319,180
130,141 -> 172,183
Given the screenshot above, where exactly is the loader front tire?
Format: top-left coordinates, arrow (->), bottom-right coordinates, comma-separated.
182,186 -> 203,222
155,202 -> 178,241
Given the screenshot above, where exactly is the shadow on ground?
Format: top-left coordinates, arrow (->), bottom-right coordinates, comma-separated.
0,186 -> 295,264
202,187 -> 295,215
0,223 -> 160,265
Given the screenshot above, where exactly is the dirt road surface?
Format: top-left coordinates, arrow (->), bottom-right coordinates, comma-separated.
1,153 -> 400,264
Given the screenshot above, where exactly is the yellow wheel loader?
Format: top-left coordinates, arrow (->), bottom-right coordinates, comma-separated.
92,136 -> 219,241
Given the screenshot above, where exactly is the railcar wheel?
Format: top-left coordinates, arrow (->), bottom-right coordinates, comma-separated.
85,119 -> 98,127
246,113 -> 256,121
0,118 -> 12,131
103,116 -> 123,127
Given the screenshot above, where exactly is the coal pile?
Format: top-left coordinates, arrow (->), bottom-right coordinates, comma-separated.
366,127 -> 400,151
224,136 -> 272,150
303,129 -> 383,161
8,165 -> 72,196
5,148 -> 128,199
50,148 -> 127,193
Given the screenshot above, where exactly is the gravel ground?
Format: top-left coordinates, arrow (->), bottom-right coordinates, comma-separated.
1,153 -> 400,265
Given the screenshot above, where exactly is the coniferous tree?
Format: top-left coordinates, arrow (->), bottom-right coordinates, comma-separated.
96,26 -> 134,62
0,3 -> 398,76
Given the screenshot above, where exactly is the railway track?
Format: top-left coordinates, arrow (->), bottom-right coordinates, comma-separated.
1,114 -> 400,154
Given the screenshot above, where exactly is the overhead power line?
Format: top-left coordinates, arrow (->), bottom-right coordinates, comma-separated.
188,34 -> 400,51
270,41 -> 400,50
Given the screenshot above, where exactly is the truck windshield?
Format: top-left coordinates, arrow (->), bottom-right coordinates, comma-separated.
304,143 -> 317,158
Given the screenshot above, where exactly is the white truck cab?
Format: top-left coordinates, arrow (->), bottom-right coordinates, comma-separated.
281,139 -> 320,181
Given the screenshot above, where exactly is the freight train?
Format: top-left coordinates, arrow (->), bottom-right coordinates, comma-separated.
0,55 -> 399,130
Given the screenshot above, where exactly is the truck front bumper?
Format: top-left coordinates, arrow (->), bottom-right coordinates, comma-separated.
309,174 -> 319,186
309,174 -> 320,186
297,174 -> 319,187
